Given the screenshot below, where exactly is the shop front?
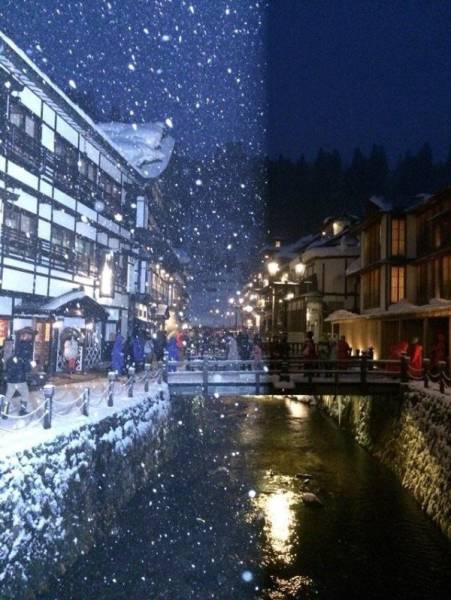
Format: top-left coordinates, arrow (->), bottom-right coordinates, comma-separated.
14,288 -> 109,374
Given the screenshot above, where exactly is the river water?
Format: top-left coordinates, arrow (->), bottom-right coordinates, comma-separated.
39,396 -> 451,599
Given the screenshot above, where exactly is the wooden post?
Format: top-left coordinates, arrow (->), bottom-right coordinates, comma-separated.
162,350 -> 168,383
144,363 -> 151,393
107,371 -> 115,406
255,370 -> 261,394
423,358 -> 430,389
43,384 -> 54,429
82,386 -> 90,417
338,396 -> 342,427
400,353 -> 409,383
0,394 -> 5,418
202,358 -> 209,398
438,361 -> 446,394
128,366 -> 135,398
360,354 -> 368,386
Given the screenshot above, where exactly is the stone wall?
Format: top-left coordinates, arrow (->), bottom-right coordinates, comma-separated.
0,385 -> 174,600
318,387 -> 451,540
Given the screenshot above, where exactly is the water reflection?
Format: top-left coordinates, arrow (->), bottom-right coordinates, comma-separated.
258,490 -> 297,562
284,397 -> 310,419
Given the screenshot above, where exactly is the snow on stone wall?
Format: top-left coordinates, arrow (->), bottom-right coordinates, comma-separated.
0,384 -> 173,599
318,388 -> 451,540
98,122 -> 175,179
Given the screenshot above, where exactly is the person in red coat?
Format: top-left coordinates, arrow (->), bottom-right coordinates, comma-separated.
409,337 -> 423,375
337,335 -> 352,369
431,333 -> 447,369
387,340 -> 409,372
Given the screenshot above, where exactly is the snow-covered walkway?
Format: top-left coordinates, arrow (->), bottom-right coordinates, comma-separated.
0,373 -> 165,458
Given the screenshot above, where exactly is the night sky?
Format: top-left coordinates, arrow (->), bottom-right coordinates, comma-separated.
1,1 -> 451,162
268,1 -> 451,162
0,0 -> 267,158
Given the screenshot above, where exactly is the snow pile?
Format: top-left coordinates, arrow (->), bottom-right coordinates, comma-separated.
0,383 -> 172,598
98,122 -> 175,178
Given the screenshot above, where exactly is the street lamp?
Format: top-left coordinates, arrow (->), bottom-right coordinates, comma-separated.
267,260 -> 279,277
295,262 -> 305,276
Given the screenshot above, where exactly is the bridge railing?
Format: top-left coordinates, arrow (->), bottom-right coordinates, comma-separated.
164,355 -> 450,395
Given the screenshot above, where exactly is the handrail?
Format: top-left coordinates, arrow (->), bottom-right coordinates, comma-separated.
166,355 -> 450,395
0,372 -> 162,433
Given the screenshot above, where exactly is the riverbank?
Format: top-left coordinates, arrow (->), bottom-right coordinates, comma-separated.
318,386 -> 451,540
0,383 -> 171,600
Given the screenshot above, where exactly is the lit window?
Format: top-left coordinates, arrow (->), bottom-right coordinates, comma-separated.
391,218 -> 406,256
390,266 -> 406,304
442,255 -> 451,299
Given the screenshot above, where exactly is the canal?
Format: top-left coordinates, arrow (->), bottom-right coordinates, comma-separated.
39,395 -> 451,599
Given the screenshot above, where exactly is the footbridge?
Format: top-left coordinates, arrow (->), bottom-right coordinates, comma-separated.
165,357 -> 414,397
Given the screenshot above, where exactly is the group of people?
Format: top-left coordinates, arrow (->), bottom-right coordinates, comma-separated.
110,331 -> 169,375
388,333 -> 448,375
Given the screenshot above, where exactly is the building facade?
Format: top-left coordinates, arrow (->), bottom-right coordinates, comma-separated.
242,216 -> 359,344
328,193 -> 450,365
0,32 -> 187,373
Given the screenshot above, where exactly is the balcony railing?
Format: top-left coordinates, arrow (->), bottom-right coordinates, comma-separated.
0,226 -> 38,260
5,124 -> 42,173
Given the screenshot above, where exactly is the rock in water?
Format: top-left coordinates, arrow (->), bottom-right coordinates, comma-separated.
295,472 -> 313,480
301,492 -> 323,506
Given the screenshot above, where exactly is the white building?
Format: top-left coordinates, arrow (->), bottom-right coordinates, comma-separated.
0,31 -> 185,373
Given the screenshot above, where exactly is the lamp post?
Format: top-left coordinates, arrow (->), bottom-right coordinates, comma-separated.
266,260 -> 279,339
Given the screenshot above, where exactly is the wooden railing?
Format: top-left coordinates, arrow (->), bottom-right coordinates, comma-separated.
165,355 -> 450,397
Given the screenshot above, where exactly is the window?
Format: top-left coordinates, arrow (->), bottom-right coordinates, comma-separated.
390,266 -> 406,304
75,237 -> 95,274
363,222 -> 381,265
79,155 -> 98,183
391,218 -> 406,256
4,205 -> 37,235
55,135 -> 78,171
9,102 -> 39,140
52,225 -> 74,249
99,172 -> 121,211
441,255 -> 451,299
362,268 -> 380,309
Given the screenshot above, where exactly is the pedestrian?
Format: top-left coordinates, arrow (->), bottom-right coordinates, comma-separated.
64,335 -> 79,375
143,337 -> 154,364
4,351 -> 34,415
111,333 -> 125,374
166,335 -> 179,371
409,337 -> 423,376
317,334 -> 331,375
227,333 -> 239,365
2,336 -> 14,363
132,335 -> 144,370
176,330 -> 186,361
302,331 -> 317,360
251,340 -> 263,371
431,333 -> 447,370
337,335 -> 351,369
387,340 -> 408,373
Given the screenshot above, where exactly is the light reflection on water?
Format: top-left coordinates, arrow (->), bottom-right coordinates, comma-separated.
284,397 -> 310,419
257,489 -> 298,562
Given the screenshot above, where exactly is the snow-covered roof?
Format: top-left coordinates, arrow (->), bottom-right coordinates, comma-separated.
0,30 -> 174,180
369,195 -> 393,212
325,309 -> 360,322
98,122 -> 175,179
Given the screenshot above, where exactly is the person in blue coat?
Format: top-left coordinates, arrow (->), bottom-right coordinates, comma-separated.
111,333 -> 125,374
132,335 -> 144,369
167,336 -> 179,371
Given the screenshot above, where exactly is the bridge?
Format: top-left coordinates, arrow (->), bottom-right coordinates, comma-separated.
166,355 -> 451,397
165,356 -> 415,398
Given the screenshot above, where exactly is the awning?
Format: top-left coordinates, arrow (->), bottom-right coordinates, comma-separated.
15,288 -> 109,320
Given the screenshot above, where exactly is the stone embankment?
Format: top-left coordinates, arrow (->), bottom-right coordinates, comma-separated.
0,383 -> 173,600
318,386 -> 451,539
